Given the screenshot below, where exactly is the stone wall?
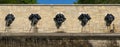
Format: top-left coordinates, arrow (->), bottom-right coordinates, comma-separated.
0,4 -> 119,33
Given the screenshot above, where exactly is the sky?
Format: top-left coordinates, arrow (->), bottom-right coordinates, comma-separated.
37,0 -> 77,4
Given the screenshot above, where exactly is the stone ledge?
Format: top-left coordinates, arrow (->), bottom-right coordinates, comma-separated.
0,33 -> 120,37
0,33 -> 120,40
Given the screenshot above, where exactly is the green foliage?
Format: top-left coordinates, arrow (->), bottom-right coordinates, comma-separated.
74,0 -> 120,4
0,0 -> 37,4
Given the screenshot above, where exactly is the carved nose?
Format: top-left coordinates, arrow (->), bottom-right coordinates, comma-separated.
5,14 -> 15,27
54,13 -> 66,29
78,14 -> 91,27
29,14 -> 41,26
104,14 -> 115,26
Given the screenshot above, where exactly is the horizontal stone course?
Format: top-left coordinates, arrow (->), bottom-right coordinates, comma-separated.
0,4 -> 118,33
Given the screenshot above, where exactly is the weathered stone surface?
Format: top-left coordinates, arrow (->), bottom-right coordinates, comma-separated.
0,4 -> 119,47
0,4 -> 119,33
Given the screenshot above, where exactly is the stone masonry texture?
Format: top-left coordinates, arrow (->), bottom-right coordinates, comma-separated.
0,4 -> 119,47
0,4 -> 119,33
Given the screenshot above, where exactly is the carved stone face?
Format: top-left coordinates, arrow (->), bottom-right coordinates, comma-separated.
78,14 -> 91,27
29,14 -> 41,26
54,13 -> 66,29
104,14 -> 115,26
5,14 -> 15,27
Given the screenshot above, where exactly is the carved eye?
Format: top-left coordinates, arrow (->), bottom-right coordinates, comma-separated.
29,14 -> 41,26
5,14 -> 15,27
78,14 -> 91,27
104,14 -> 115,26
54,13 -> 66,29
